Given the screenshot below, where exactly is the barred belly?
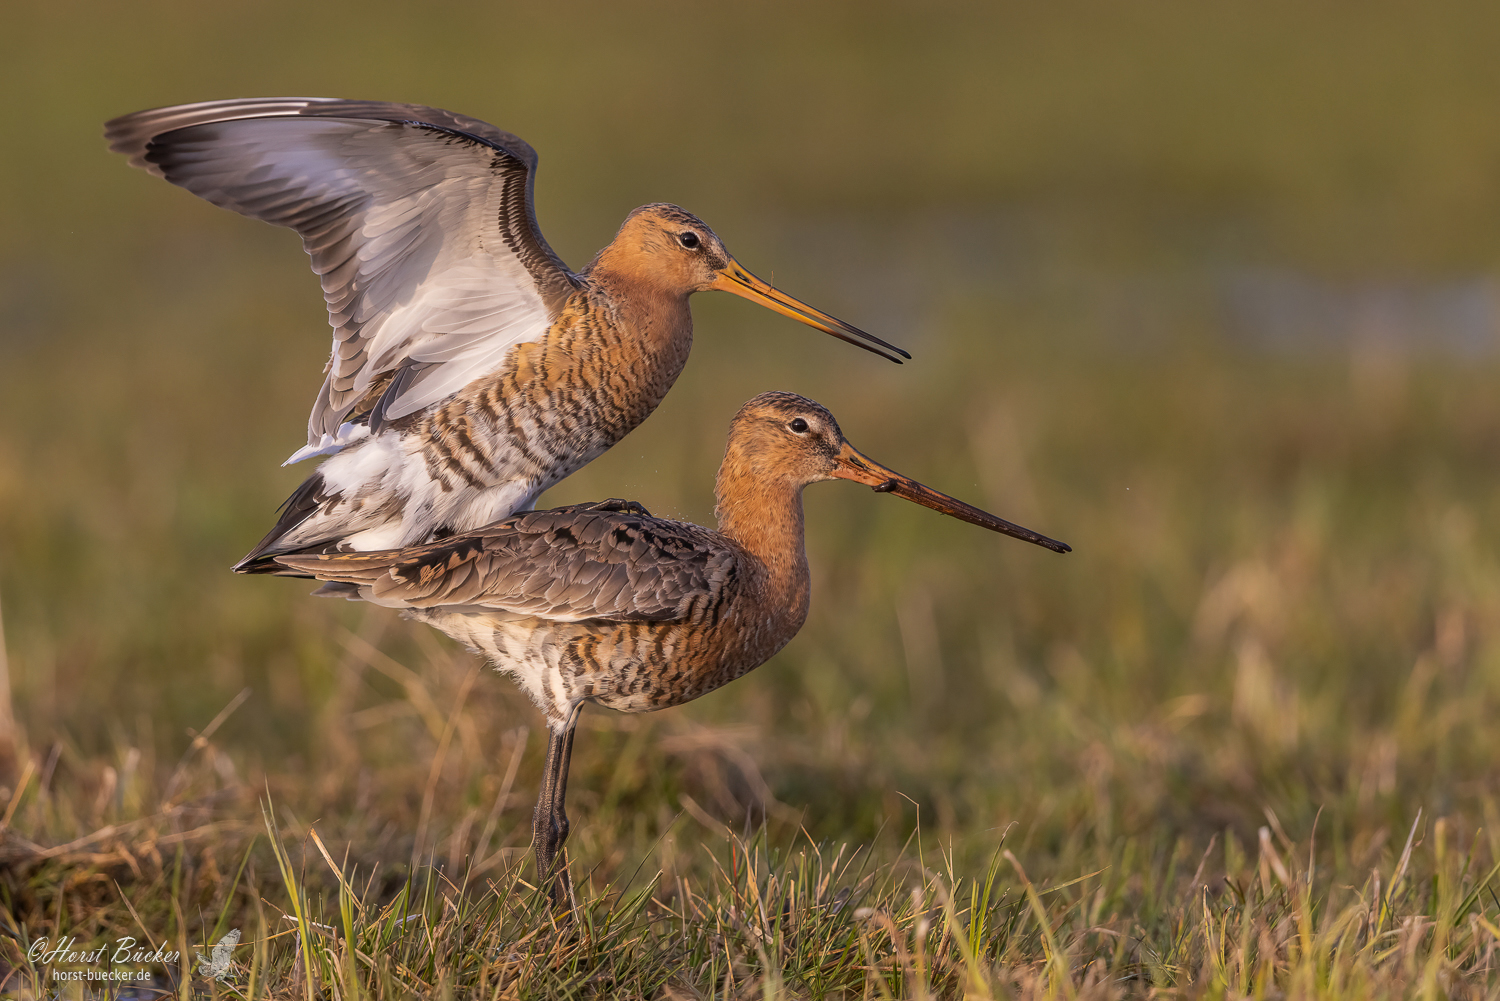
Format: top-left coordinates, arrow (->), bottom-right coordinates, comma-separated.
415,610 -> 748,723
279,286 -> 692,554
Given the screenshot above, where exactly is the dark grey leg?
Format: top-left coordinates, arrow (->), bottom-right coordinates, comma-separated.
532,703 -> 582,906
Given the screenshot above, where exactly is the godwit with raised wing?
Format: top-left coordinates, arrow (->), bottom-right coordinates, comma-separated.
104,100 -> 906,564
270,392 -> 1070,902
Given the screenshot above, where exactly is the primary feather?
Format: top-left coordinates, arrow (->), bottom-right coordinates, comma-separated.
107,98 -> 576,458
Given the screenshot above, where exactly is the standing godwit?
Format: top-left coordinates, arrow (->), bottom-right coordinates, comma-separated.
270,392 -> 1070,902
104,99 -> 906,564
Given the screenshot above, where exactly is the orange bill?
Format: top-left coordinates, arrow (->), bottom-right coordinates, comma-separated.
711,259 -> 910,363
831,442 -> 1071,553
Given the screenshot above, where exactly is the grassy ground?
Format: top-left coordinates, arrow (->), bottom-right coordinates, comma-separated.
11,348 -> 1500,998
8,1 -> 1500,996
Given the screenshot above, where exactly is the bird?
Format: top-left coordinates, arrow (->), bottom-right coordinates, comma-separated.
103,99 -> 908,566
268,392 -> 1070,903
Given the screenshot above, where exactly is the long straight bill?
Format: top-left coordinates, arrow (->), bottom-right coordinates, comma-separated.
832,443 -> 1071,553
711,260 -> 910,363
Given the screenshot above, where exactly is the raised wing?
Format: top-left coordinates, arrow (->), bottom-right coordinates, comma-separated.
273,501 -> 743,624
105,99 -> 582,460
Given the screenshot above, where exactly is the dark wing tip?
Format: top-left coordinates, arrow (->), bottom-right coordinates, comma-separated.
103,97 -> 331,174
235,553 -> 300,575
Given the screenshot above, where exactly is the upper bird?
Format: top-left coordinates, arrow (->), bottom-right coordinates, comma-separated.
268,392 -> 1071,903
104,99 -> 907,562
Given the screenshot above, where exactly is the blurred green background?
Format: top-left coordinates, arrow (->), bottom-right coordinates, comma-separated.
6,0 -> 1500,866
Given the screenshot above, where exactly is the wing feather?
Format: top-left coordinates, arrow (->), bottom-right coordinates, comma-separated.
274,504 -> 741,624
105,98 -> 582,458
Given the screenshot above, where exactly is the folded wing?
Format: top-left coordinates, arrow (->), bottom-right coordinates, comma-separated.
105,98 -> 581,460
273,502 -> 743,625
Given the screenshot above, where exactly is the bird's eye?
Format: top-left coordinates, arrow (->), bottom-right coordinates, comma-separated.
678,231 -> 701,250
788,418 -> 809,434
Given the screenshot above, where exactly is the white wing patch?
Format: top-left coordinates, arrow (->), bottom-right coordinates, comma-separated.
136,115 -> 558,456
361,260 -> 549,423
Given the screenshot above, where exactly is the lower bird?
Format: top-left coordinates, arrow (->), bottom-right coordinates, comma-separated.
269,393 -> 1070,903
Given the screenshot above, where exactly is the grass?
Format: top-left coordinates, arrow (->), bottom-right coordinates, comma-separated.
9,348 -> 1500,997
7,738 -> 1500,998
9,0 -> 1500,996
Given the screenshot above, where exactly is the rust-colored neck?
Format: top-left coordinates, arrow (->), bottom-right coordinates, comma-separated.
713,449 -> 811,622
587,249 -> 694,355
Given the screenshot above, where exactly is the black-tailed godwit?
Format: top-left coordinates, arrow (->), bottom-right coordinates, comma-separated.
104,100 -> 906,566
271,392 -> 1069,902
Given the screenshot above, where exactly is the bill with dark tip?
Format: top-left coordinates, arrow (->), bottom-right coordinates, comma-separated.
711,260 -> 912,363
831,443 -> 1072,553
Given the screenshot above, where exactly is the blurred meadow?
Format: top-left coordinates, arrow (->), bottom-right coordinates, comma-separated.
7,1 -> 1500,996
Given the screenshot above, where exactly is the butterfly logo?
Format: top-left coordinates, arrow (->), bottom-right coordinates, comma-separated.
196,929 -> 241,981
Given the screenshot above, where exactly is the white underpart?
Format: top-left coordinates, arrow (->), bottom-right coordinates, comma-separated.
422,612 -> 581,725
283,404 -> 606,552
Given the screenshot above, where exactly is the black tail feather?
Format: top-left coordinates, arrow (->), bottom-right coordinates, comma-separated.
233,472 -> 332,574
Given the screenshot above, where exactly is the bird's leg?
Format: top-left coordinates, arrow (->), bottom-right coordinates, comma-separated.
532,703 -> 583,907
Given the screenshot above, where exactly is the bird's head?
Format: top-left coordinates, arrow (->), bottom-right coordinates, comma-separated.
612,203 -> 733,289
607,204 -> 909,363
721,392 -> 1071,554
